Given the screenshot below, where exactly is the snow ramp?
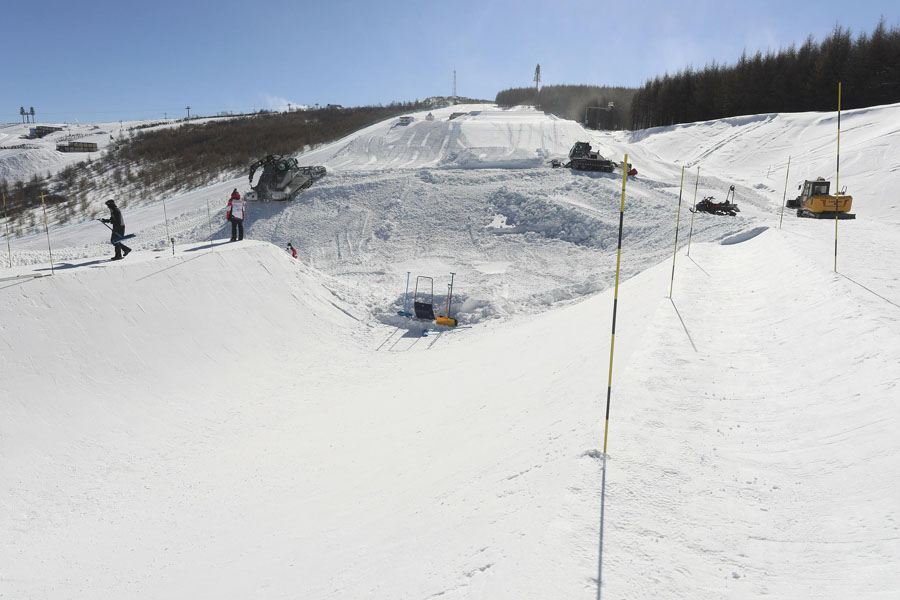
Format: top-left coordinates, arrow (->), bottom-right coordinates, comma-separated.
301,104 -> 606,171
0,240 -> 359,420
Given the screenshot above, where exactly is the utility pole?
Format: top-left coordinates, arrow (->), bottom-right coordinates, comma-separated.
534,64 -> 541,92
186,106 -> 191,119
453,70 -> 457,105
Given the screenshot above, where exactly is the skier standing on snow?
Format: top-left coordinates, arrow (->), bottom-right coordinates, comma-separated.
226,189 -> 244,241
101,199 -> 131,260
287,242 -> 297,258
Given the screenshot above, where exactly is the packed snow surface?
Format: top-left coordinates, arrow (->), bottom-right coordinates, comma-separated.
2,104 -> 899,598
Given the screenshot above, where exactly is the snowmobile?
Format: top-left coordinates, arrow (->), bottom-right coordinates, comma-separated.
691,185 -> 740,216
243,154 -> 327,202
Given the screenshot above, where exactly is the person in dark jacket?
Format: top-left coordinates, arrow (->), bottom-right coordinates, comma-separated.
101,199 -> 131,260
226,189 -> 244,241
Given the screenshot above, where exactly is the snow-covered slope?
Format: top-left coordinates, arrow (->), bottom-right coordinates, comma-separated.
8,105 -> 780,324
2,104 -> 900,599
623,103 -> 900,221
0,116 -> 234,181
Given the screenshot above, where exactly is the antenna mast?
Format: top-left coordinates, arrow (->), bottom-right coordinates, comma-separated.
453,70 -> 457,104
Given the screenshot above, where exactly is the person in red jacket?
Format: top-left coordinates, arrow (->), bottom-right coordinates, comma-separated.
287,242 -> 298,258
226,189 -> 244,241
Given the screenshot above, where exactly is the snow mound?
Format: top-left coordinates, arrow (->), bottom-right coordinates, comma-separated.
0,241 -> 360,406
720,225 -> 769,245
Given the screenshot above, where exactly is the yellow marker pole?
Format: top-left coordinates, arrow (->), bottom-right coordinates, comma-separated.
3,192 -> 11,268
669,165 -> 686,298
602,154 -> 628,455
686,166 -> 700,256
779,156 -> 792,229
835,82 -> 841,272
40,193 -> 54,274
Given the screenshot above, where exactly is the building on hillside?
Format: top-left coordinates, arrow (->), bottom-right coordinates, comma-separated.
57,141 -> 98,152
449,112 -> 467,120
27,125 -> 63,139
398,116 -> 414,125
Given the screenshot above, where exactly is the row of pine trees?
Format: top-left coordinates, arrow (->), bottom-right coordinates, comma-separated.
630,20 -> 900,129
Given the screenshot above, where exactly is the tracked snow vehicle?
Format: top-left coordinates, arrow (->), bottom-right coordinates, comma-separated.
243,154 -> 326,202
691,185 -> 740,216
556,141 -> 616,172
786,177 -> 855,219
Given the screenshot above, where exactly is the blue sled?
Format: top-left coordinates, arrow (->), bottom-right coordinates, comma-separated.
110,234 -> 136,244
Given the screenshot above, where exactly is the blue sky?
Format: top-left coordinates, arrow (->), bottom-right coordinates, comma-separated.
2,0 -> 897,123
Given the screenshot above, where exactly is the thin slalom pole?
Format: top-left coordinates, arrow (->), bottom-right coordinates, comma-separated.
686,166 -> 700,256
669,166 -> 686,298
162,196 -> 172,248
206,197 -> 213,248
3,192 -> 11,268
602,153 -> 628,456
835,82 -> 841,272
779,156 -> 792,229
40,193 -> 54,274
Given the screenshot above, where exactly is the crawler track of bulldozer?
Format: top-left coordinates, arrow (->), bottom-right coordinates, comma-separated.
563,142 -> 615,172
244,154 -> 327,202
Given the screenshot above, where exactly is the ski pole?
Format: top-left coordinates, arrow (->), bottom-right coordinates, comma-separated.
97,219 -> 133,244
97,219 -> 129,243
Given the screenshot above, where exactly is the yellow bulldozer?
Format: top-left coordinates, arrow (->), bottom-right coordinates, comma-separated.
786,177 -> 855,219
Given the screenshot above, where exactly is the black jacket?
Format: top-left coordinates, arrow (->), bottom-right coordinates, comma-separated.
107,205 -> 124,229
